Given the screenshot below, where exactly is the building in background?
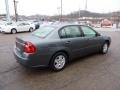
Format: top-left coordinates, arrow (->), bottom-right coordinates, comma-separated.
101,19 -> 113,27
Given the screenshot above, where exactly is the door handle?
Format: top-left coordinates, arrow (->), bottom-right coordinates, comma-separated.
88,38 -> 94,40
65,41 -> 71,44
89,39 -> 93,40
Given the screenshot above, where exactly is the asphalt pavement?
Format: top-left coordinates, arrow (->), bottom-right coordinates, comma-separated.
0,28 -> 120,90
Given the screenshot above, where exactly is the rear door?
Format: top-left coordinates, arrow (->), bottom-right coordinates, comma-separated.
59,25 -> 89,58
80,25 -> 102,54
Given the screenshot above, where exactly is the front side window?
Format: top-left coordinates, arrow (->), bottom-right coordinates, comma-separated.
18,23 -> 24,26
81,26 -> 96,37
60,26 -> 81,38
24,23 -> 29,25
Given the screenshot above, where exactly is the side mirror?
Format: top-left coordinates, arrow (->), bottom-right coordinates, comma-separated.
60,35 -> 66,39
96,33 -> 101,36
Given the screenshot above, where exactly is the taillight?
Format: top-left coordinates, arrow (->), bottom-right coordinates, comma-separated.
24,42 -> 36,53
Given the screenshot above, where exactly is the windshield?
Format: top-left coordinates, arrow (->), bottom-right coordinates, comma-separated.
32,26 -> 56,38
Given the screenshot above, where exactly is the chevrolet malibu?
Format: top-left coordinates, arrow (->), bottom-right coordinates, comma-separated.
14,24 -> 111,71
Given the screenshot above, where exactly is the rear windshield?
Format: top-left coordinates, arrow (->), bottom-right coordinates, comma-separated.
32,26 -> 56,38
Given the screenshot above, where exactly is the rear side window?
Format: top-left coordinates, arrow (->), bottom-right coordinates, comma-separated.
81,26 -> 96,37
60,26 -> 81,38
32,26 -> 55,38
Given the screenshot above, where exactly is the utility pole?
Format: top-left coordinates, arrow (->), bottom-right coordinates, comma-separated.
85,0 -> 88,24
60,0 -> 63,21
85,0 -> 87,11
13,0 -> 18,22
5,0 -> 11,23
115,12 -> 120,28
79,8 -> 81,18
57,7 -> 61,21
78,8 -> 81,23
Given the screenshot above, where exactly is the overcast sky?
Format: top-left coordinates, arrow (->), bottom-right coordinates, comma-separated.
0,0 -> 120,16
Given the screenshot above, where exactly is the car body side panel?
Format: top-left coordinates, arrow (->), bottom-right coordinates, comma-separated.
14,47 -> 52,67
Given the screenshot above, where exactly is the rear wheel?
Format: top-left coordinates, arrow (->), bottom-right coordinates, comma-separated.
50,52 -> 68,71
101,42 -> 109,54
11,29 -> 17,34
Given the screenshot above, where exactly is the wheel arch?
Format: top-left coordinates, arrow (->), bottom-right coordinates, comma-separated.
11,28 -> 17,33
105,40 -> 110,47
11,28 -> 17,31
49,50 -> 70,65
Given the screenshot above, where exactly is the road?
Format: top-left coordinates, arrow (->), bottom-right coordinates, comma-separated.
0,28 -> 120,90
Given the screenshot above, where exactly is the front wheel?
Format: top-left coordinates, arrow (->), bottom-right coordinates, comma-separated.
29,27 -> 34,32
50,52 -> 68,71
101,42 -> 109,54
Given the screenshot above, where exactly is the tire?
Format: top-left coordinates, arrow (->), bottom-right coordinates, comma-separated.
11,29 -> 17,34
35,24 -> 40,29
29,27 -> 34,32
101,42 -> 109,54
50,52 -> 68,71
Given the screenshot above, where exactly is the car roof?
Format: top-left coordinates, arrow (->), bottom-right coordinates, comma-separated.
43,23 -> 83,29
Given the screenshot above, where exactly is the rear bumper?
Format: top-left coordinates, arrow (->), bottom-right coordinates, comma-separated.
13,47 -> 50,68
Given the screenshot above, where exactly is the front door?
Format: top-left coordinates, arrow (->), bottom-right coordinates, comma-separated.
80,25 -> 102,54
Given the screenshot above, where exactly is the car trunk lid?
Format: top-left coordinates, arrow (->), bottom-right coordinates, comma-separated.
15,35 -> 43,53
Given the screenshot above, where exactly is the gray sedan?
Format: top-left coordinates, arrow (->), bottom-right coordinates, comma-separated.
14,24 -> 111,71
